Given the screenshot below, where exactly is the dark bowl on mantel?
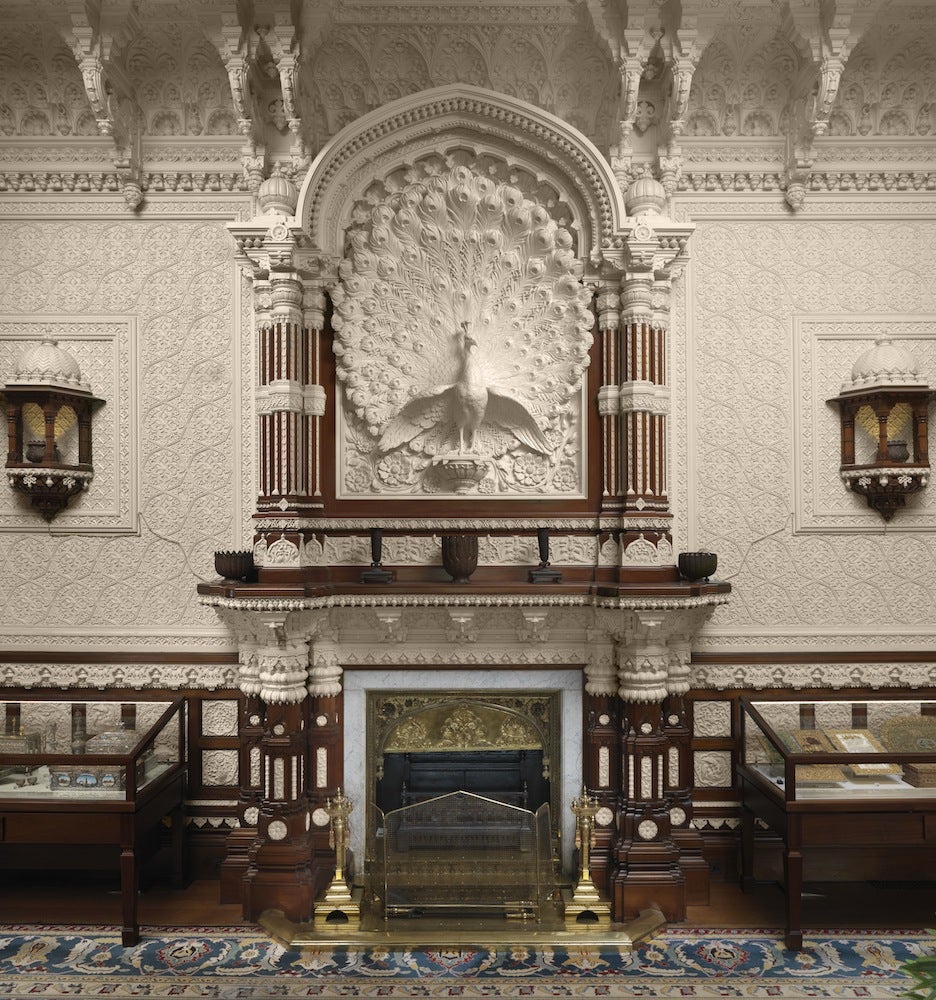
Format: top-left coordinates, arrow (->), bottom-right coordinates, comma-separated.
214,550 -> 255,583
678,551 -> 718,582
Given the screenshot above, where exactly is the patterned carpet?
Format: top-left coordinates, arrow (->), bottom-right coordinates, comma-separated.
0,925 -> 930,999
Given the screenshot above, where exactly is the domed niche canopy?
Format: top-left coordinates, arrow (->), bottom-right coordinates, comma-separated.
828,333 -> 933,521
3,337 -> 105,521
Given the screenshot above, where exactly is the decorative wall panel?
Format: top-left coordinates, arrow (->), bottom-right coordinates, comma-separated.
677,197 -> 936,652
0,197 -> 251,651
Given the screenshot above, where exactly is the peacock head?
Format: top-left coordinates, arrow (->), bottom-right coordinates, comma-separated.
458,321 -> 479,350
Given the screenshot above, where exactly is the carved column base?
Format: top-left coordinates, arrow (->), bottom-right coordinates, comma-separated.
219,828 -> 257,903
672,827 -> 710,906
610,842 -> 686,921
243,840 -> 318,922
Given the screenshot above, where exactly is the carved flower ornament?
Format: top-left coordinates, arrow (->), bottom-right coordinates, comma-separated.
331,165 -> 593,497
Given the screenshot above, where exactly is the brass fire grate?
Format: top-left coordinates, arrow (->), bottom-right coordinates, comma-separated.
374,791 -> 555,920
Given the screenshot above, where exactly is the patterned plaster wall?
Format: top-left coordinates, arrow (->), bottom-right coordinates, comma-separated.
678,196 -> 936,653
0,197 -> 251,650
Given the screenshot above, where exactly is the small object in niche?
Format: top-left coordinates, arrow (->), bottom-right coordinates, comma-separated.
678,551 -> 717,582
886,439 -> 910,462
214,550 -> 256,583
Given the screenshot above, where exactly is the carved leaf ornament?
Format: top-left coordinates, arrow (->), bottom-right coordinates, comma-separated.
331,164 -> 593,497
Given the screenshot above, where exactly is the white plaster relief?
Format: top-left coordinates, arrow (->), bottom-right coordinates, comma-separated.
202,749 -> 239,787
332,163 -> 592,500
303,532 -> 605,567
691,661 -> 936,691
201,699 -> 239,737
693,750 -> 732,788
693,701 -> 732,738
307,20 -> 616,150
0,201 -> 248,649
0,661 -> 238,690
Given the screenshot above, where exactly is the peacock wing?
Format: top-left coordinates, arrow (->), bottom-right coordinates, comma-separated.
484,387 -> 552,455
377,387 -> 453,452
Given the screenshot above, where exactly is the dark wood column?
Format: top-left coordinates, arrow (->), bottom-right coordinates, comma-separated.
582,648 -> 621,895
608,615 -> 686,921
241,630 -> 316,923
307,632 -> 345,897
220,643 -> 264,902
663,631 -> 709,904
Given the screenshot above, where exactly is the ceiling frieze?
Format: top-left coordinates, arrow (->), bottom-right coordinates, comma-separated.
0,0 -> 932,204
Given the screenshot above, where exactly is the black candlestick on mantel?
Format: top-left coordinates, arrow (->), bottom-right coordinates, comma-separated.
529,526 -> 562,583
361,527 -> 394,584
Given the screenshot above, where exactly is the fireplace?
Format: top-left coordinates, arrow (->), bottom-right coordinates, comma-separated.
343,669 -> 583,874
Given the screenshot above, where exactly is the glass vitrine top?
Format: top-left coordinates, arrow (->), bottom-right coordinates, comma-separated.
0,699 -> 182,800
741,698 -> 936,801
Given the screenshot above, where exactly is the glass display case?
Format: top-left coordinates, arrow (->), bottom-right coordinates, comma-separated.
737,697 -> 936,951
739,697 -> 936,801
0,697 -> 187,945
0,698 -> 183,800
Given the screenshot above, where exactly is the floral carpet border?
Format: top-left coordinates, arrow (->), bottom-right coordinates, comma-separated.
0,926 -> 929,999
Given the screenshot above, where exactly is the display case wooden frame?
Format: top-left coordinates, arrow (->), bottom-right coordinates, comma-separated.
737,697 -> 936,950
0,697 -> 187,945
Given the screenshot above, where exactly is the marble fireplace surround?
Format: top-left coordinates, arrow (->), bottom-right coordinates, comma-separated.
343,668 -> 584,871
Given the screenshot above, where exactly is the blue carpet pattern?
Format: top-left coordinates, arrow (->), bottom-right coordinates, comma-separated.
0,925 -> 930,998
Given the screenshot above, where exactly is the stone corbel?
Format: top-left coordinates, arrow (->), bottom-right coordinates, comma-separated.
309,637 -> 342,697
783,102 -> 816,212
201,3 -> 266,183
63,0 -> 143,210
257,11 -> 311,173
517,608 -> 550,644
614,610 -> 686,703
374,609 -> 407,644
446,608 -> 479,644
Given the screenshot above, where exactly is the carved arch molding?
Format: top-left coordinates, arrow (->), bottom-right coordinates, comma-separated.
293,86 -> 631,502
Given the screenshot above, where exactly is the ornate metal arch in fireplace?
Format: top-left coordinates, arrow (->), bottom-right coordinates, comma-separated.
365,691 -> 563,862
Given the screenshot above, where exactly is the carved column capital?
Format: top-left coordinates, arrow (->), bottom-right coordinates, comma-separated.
309,636 -> 342,697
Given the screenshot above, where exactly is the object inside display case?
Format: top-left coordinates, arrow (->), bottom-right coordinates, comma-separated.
0,700 -> 181,799
741,699 -> 936,800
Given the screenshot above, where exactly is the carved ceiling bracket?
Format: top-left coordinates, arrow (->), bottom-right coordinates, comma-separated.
202,0 -> 313,194
61,0 -> 143,210
780,0 -> 883,211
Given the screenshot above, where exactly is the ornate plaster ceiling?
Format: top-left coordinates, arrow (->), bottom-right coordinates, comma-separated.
0,0 -> 933,205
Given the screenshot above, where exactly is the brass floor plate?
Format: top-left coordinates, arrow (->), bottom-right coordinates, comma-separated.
260,904 -> 665,951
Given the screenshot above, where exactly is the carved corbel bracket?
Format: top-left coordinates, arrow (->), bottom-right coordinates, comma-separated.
62,2 -> 143,210
517,608 -> 551,644
446,607 -> 479,644
374,609 -> 408,644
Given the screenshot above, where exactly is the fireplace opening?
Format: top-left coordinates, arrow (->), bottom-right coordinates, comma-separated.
363,690 -> 565,912
376,749 -> 550,814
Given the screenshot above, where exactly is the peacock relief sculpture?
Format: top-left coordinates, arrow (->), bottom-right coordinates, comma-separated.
331,164 -> 594,497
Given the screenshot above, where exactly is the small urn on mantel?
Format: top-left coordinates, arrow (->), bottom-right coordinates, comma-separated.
441,534 -> 479,583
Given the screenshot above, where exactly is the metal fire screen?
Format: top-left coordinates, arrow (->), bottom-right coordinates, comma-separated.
374,791 -> 554,919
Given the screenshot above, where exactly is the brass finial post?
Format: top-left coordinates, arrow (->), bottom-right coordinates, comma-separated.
564,786 -> 612,924
314,787 -> 361,924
